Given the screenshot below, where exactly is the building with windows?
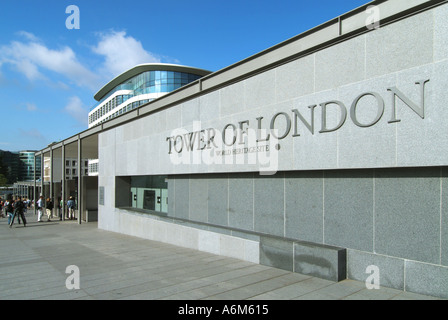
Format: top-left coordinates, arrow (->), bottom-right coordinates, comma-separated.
9,151 -> 41,199
0,150 -> 41,185
19,151 -> 41,182
0,150 -> 19,185
43,157 -> 88,182
35,0 -> 448,299
88,63 -> 211,128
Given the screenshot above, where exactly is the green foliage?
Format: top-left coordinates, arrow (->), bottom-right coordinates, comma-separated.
0,155 -> 9,186
0,173 -> 7,187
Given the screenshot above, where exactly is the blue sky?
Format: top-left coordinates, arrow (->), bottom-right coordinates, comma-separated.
0,0 -> 370,151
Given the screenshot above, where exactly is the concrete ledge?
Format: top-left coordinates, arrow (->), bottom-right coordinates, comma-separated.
260,237 -> 294,272
260,236 -> 347,282
294,242 -> 347,282
104,209 -> 347,282
108,209 -> 260,264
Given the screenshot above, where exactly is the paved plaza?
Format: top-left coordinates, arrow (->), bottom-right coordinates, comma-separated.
0,211 -> 442,301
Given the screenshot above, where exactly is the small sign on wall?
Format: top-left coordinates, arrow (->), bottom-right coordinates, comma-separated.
99,186 -> 105,205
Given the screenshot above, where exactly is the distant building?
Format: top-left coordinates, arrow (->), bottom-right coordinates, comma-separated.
0,150 -> 41,184
0,150 -> 19,185
19,151 -> 41,181
43,157 -> 88,182
88,63 -> 211,128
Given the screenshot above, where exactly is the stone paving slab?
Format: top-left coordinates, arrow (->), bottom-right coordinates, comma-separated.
0,211 -> 443,302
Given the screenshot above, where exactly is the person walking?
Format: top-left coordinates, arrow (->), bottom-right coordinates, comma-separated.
46,197 -> 53,222
9,197 -> 26,228
59,198 -> 63,221
67,196 -> 75,220
0,198 -> 4,218
37,196 -> 44,222
5,199 -> 14,225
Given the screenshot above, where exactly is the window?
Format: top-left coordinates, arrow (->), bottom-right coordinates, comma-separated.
115,175 -> 168,214
93,70 -> 205,125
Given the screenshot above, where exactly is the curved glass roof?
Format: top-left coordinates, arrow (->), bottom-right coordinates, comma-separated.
94,63 -> 212,101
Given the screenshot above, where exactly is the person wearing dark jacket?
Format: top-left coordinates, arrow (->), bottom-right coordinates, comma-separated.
46,198 -> 53,222
9,197 -> 26,228
6,199 -> 14,225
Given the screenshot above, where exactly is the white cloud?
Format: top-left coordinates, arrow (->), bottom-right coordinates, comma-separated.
0,141 -> 11,147
0,32 -> 101,91
26,103 -> 37,111
0,30 -> 166,92
64,96 -> 88,126
18,128 -> 47,148
19,128 -> 45,140
92,30 -> 160,78
16,31 -> 39,42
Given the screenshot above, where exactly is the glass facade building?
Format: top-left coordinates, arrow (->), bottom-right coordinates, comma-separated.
19,151 -> 41,182
88,64 -> 211,128
0,150 -> 40,184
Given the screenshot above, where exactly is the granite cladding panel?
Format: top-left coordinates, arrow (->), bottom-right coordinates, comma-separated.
365,9 -> 434,78
314,35 -> 366,92
323,170 -> 374,252
199,90 -> 220,123
181,99 -> 200,127
167,165 -> 446,268
189,178 -> 208,223
434,3 -> 448,62
207,174 -> 229,227
336,75 -> 397,169
442,168 -> 448,266
244,69 -> 276,111
405,260 -> 448,299
374,167 -> 441,264
394,65 -> 446,167
254,174 -> 285,237
275,54 -> 315,103
167,177 -> 175,217
228,173 -> 254,231
284,171 -> 324,243
220,82 -> 245,117
173,175 -> 190,220
347,249 -> 405,290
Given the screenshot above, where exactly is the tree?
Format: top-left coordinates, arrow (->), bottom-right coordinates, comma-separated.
0,155 -> 8,186
0,174 -> 7,187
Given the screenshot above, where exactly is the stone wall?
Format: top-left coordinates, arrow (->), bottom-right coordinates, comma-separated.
98,2 -> 448,298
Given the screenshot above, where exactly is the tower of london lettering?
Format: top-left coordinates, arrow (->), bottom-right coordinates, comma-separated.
166,79 -> 430,155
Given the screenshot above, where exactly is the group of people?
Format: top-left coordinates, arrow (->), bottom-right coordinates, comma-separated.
35,196 -> 76,222
0,196 -> 28,227
0,195 -> 77,227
